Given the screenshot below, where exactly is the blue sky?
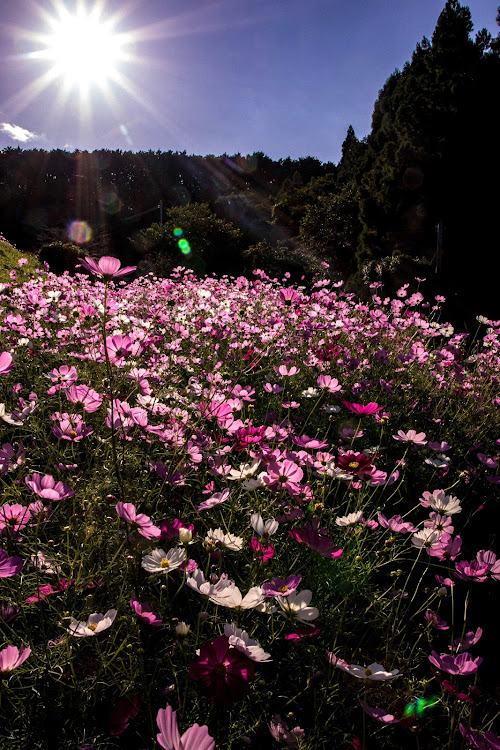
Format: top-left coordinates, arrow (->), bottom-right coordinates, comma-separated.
0,0 -> 498,163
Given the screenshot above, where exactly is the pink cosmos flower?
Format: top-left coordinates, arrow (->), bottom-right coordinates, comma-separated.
377,512 -> 417,534
45,365 -> 78,394
263,574 -> 302,597
25,473 -> 75,501
454,628 -> 483,653
197,489 -> 231,511
156,704 -> 215,750
0,352 -> 14,375
53,416 -> 93,441
0,503 -> 31,537
105,334 -> 138,364
248,537 -> 275,562
0,441 -> 25,474
359,701 -> 399,725
0,548 -> 23,577
275,364 -> 300,377
425,611 -> 449,630
459,724 -> 500,750
0,644 -> 31,672
284,625 -> 321,642
268,714 -> 304,749
289,525 -> 342,559
476,550 -> 500,580
188,635 -> 255,708
263,460 -> 303,490
427,534 -> 462,561
78,255 -> 136,279
25,578 -> 71,604
454,560 -> 489,582
341,401 -> 384,415
317,374 -> 342,393
130,598 -> 163,627
429,651 -> 482,676
115,502 -> 161,540
392,429 -> 427,445
279,288 -> 300,304
65,384 -> 103,413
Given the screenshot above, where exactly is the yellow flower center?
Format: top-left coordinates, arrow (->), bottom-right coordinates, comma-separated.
87,623 -> 98,632
348,461 -> 360,469
364,668 -> 373,676
279,585 -> 289,593
160,558 -> 170,568
69,430 -> 77,438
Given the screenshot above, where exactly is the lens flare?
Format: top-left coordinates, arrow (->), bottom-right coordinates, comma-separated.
178,238 -> 191,256
404,696 -> 439,718
67,220 -> 92,244
173,227 -> 183,237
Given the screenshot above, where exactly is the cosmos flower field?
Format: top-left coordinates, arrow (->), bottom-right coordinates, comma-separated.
0,257 -> 499,750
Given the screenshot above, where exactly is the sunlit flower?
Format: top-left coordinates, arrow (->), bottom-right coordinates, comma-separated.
277,589 -> 319,623
0,352 -> 14,376
25,473 -> 75,501
429,651 -> 482,676
116,502 -> 161,539
328,653 -> 399,680
78,255 -> 136,279
205,528 -> 244,552
130,598 -> 163,627
67,609 -> 117,637
224,624 -> 272,662
419,490 -> 461,515
0,548 -> 23,578
0,644 -> 31,672
141,547 -> 186,574
392,429 -> 427,445
156,704 -> 215,750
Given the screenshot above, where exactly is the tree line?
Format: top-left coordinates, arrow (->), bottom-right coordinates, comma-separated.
1,1 -> 498,322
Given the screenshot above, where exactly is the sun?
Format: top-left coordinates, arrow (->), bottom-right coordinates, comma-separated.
37,3 -> 131,92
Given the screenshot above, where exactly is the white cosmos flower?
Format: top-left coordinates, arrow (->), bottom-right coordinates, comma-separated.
227,460 -> 261,480
67,609 -> 116,637
224,624 -> 272,662
420,490 -> 461,515
207,583 -> 265,610
250,513 -> 279,537
141,547 -> 186,573
335,511 -> 364,527
277,589 -> 319,623
411,529 -> 441,549
301,387 -> 320,399
329,654 -> 399,681
186,569 -> 234,598
205,528 -> 244,551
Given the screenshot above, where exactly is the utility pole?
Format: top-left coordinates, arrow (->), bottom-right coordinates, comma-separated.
159,199 -> 163,226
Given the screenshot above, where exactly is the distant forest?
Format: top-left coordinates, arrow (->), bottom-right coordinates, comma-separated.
1,0 -> 499,323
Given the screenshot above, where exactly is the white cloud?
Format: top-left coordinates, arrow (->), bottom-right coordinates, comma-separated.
1,122 -> 39,143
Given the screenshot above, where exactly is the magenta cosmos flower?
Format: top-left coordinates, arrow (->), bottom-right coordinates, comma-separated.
0,548 -> 23,577
0,352 -> 14,375
342,401 -> 384,415
156,704 -> 214,750
263,574 -> 302,597
0,503 -> 31,537
130,598 -> 163,627
289,525 -> 342,559
189,635 -> 255,708
429,651 -> 482,676
0,644 -> 31,672
78,255 -> 136,279
25,473 -> 75,501
263,460 -> 304,491
336,451 -> 374,476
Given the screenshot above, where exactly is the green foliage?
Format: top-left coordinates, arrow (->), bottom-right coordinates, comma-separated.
0,235 -> 41,283
131,203 -> 244,277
